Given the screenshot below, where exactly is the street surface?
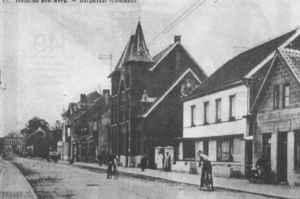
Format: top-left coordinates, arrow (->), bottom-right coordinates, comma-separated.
10,157 -> 273,199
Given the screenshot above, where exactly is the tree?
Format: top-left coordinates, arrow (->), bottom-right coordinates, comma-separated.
26,116 -> 50,135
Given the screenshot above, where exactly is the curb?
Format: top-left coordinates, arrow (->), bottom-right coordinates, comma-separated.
6,161 -> 38,199
70,163 -> 293,199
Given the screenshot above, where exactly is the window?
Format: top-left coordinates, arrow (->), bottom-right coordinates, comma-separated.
13,140 -> 16,145
229,95 -> 236,120
9,139 -> 12,145
283,83 -> 290,108
17,140 -> 20,145
5,140 -> 7,145
93,121 -> 97,131
204,102 -> 209,124
295,132 -> 300,168
273,85 -> 280,109
203,140 -> 209,156
216,99 -> 222,122
217,138 -> 234,161
183,140 -> 195,160
191,105 -> 196,126
263,134 -> 271,164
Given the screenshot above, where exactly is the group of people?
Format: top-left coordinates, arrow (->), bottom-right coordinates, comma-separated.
156,150 -> 172,172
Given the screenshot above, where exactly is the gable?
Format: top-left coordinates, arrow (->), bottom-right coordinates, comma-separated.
139,68 -> 201,118
254,55 -> 300,114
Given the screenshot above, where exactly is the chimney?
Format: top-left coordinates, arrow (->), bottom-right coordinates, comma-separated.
103,90 -> 110,105
80,94 -> 87,103
174,35 -> 181,43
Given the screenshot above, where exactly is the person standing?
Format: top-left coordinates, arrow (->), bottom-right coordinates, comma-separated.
198,150 -> 214,190
164,152 -> 171,172
157,150 -> 164,171
140,153 -> 148,172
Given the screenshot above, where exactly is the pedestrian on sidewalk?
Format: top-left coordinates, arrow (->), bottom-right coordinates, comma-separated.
198,150 -> 214,190
98,152 -> 102,166
140,153 -> 147,172
164,152 -> 171,172
157,150 -> 164,171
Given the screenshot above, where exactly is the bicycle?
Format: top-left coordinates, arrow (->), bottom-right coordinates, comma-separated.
201,170 -> 214,191
107,162 -> 119,179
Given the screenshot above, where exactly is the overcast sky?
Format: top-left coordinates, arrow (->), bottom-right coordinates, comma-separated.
3,0 -> 300,131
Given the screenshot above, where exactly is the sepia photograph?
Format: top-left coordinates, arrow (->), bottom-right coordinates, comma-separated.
0,0 -> 300,198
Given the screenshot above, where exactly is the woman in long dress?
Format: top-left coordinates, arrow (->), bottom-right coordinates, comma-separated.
157,151 -> 164,171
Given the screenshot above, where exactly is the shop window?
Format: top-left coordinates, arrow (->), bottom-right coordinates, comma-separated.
273,85 -> 280,109
217,138 -> 233,162
204,101 -> 209,124
295,132 -> 300,168
183,140 -> 195,160
263,134 -> 272,164
282,83 -> 290,108
216,99 -> 222,123
229,95 -> 236,120
191,105 -> 196,126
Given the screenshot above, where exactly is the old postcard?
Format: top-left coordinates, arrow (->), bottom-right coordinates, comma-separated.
0,1 -> 300,198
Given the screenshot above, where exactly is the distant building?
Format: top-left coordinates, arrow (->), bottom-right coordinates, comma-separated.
61,91 -> 101,162
109,22 -> 207,168
0,137 -> 4,152
4,132 -> 24,154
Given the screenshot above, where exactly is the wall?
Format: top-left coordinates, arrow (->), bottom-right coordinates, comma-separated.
255,58 -> 300,185
183,85 -> 248,129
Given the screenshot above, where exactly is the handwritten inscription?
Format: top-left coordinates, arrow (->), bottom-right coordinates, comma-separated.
257,108 -> 300,122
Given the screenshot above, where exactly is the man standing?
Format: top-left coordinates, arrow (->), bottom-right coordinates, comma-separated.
198,150 -> 214,190
140,153 -> 148,172
164,152 -> 171,172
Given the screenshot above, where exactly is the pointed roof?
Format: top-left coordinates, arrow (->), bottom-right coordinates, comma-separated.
279,48 -> 300,84
250,48 -> 300,112
110,22 -> 153,76
129,21 -> 153,62
184,28 -> 298,100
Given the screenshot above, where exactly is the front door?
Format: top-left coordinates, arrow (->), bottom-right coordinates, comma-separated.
277,132 -> 287,183
245,140 -> 253,176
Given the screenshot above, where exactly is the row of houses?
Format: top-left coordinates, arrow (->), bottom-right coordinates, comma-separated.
62,21 -> 300,185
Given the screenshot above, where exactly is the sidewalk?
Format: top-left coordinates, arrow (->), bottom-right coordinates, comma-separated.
0,157 -> 37,199
63,161 -> 299,199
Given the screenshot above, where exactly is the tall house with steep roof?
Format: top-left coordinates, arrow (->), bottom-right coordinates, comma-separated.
109,22 -> 207,167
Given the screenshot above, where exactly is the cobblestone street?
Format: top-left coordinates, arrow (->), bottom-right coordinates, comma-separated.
9,157 -> 277,199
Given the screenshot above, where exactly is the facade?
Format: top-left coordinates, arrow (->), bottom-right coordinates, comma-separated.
4,132 -> 24,154
252,47 -> 300,185
109,22 -> 207,168
75,90 -> 111,163
180,28 -> 300,178
62,91 -> 101,161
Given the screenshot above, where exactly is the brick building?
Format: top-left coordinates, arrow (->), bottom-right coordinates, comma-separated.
252,31 -> 300,185
179,28 -> 299,178
61,91 -> 101,162
4,132 -> 24,154
109,22 -> 207,168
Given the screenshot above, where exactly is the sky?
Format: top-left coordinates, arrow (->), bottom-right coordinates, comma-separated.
2,0 -> 300,134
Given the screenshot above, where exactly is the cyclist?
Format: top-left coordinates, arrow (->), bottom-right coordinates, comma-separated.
255,155 -> 268,179
107,153 -> 118,178
198,150 -> 214,190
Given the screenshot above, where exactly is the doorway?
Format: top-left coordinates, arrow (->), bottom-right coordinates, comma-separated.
245,140 -> 253,176
277,132 -> 287,183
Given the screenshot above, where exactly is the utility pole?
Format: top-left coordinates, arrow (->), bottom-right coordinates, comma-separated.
98,54 -> 113,72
